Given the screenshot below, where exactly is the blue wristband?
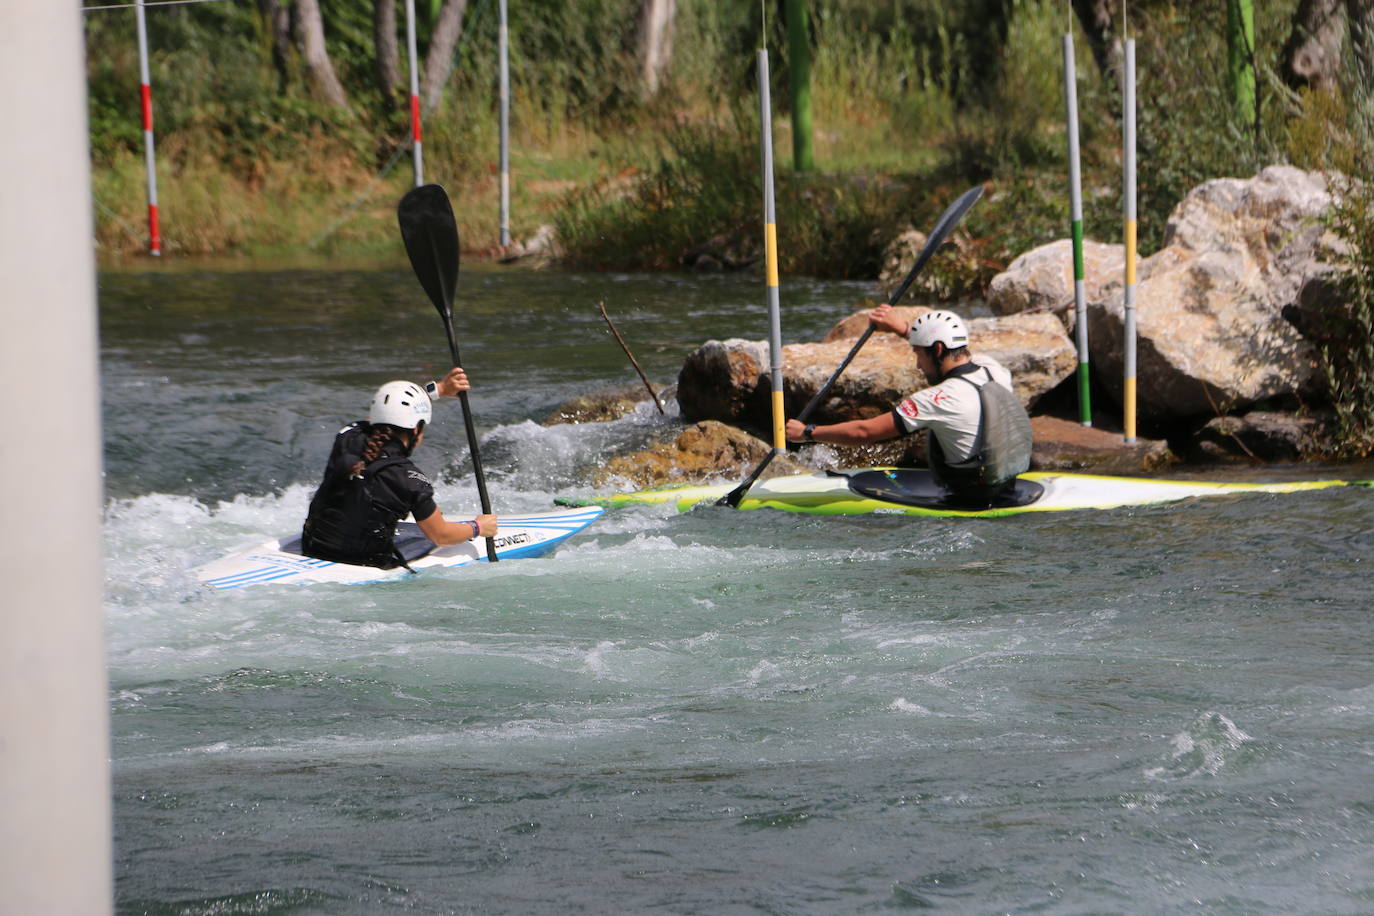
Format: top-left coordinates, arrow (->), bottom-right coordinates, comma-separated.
466,519 -> 481,539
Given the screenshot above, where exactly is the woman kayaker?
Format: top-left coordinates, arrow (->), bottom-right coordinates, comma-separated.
301,368 -> 498,568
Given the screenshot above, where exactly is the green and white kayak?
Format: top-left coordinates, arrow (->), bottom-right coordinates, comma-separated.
556,468 -> 1373,518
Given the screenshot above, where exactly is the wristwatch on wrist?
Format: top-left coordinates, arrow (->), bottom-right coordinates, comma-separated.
803,424 -> 816,442
424,380 -> 441,400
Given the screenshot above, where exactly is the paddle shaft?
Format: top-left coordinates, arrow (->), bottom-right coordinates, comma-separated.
437,279 -> 497,563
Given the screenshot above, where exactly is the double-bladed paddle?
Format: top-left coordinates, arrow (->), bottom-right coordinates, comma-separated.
397,183 -> 499,562
717,184 -> 985,508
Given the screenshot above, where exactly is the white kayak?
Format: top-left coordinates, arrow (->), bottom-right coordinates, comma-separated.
556,468 -> 1372,517
195,506 -> 604,590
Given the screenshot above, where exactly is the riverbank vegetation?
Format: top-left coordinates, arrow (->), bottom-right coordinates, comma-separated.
87,1 -> 1369,267
86,1 -> 1374,451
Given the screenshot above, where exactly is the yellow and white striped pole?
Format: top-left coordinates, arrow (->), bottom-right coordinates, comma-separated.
757,49 -> 785,453
1123,35 -> 1138,442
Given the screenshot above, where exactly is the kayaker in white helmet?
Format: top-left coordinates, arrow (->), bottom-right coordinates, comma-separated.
785,304 -> 1033,506
301,367 -> 498,569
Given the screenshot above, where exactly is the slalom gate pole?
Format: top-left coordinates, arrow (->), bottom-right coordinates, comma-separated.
405,0 -> 424,186
1123,35 -> 1138,442
757,49 -> 786,454
499,0 -> 511,247
134,0 -> 161,255
1063,31 -> 1091,426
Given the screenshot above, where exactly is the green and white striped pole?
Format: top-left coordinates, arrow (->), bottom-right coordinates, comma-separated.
757,49 -> 786,454
1063,31 -> 1091,426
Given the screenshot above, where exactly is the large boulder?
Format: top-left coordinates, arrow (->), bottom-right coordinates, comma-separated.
1029,416 -> 1175,473
593,420 -> 806,489
1189,410 -> 1325,462
987,238 -> 1124,323
676,338 -> 772,424
988,167 -> 1341,420
543,382 -> 672,425
1088,166 -> 1336,418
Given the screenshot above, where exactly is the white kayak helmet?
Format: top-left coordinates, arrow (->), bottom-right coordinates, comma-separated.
368,380 -> 432,430
908,310 -> 970,350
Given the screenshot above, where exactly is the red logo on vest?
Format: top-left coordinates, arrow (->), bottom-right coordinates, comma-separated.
898,398 -> 919,420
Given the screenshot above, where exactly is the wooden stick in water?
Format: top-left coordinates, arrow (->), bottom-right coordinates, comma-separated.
598,301 -> 665,414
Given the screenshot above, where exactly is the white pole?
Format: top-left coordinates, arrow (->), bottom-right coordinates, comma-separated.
405,0 -> 424,186
1063,32 -> 1091,426
1,2 -> 113,913
1123,37 -> 1138,442
499,0 -> 511,248
757,49 -> 785,454
134,0 -> 162,255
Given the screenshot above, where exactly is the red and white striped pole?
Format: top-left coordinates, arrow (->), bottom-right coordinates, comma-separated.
133,0 -> 161,255
404,0 -> 423,186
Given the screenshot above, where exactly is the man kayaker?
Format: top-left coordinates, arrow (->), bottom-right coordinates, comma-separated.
785,305 -> 1033,506
301,368 -> 498,568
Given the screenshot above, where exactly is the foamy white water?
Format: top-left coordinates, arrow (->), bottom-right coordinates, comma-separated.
102,265 -> 1374,914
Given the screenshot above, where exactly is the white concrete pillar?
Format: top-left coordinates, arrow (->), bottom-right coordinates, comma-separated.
0,2 -> 114,913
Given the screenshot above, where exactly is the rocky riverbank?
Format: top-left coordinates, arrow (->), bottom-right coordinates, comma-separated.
546,167 -> 1357,489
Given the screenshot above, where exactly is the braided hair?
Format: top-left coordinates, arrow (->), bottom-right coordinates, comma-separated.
348,421 -> 422,477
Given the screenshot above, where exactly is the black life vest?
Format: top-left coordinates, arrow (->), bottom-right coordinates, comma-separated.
927,366 -> 1033,506
301,453 -> 412,569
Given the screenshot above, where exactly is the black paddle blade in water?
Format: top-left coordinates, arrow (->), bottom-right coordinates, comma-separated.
717,184 -> 985,509
398,184 -> 461,323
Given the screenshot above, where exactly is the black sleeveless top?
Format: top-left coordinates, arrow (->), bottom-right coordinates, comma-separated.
300,422 -> 438,568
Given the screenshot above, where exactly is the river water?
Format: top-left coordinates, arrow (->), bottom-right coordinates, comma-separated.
101,262 -> 1374,914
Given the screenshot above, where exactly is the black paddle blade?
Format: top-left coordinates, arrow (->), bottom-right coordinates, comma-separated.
885,184 -> 983,305
398,184 -> 460,319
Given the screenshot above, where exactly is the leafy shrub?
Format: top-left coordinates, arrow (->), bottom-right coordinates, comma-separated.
1317,179 -> 1374,456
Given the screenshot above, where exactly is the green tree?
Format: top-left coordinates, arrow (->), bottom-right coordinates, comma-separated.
784,0 -> 813,171
1228,0 -> 1256,130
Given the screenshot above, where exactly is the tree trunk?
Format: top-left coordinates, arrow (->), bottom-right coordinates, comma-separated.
1071,0 -> 1120,83
421,0 -> 469,114
784,0 -> 813,171
257,0 -> 292,88
1228,0 -> 1257,127
293,0 -> 351,110
1282,0 -> 1346,92
636,0 -> 676,98
1348,0 -> 1373,79
374,0 -> 401,100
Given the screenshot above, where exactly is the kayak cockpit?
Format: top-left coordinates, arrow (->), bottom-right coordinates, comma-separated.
834,468 -> 1045,510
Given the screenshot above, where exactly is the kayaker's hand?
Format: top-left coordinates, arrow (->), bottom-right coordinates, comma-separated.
435,367 -> 470,398
868,303 -> 909,337
474,514 -> 498,538
785,419 -> 808,442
